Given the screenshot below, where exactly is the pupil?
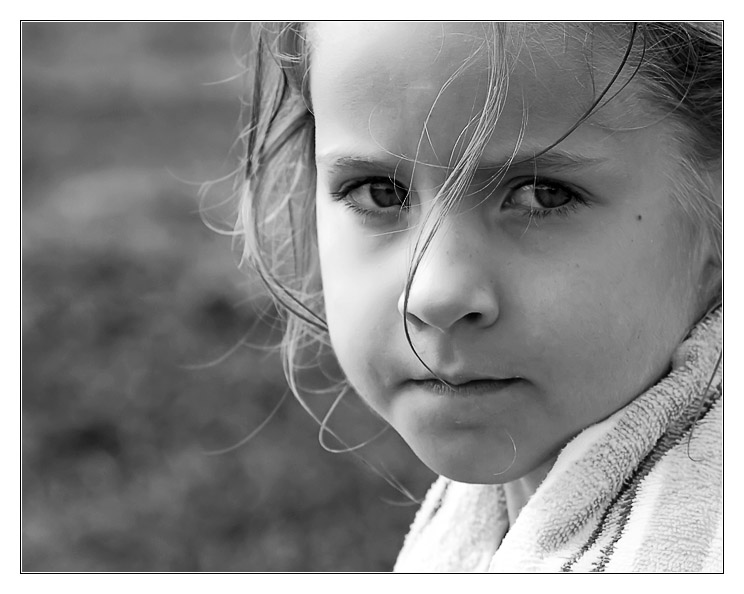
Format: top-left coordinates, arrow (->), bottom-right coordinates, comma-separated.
371,183 -> 406,208
534,185 -> 570,208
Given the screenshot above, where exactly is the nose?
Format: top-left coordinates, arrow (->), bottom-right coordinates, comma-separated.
397,219 -> 500,332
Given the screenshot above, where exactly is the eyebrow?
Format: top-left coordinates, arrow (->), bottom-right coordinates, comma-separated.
316,149 -> 609,177
501,150 -> 609,173
316,153 -> 405,176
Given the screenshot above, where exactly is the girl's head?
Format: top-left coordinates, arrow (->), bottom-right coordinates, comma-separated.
239,22 -> 722,484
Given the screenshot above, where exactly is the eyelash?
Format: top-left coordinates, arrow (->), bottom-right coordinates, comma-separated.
329,176 -> 410,222
329,176 -> 590,222
505,178 -> 590,220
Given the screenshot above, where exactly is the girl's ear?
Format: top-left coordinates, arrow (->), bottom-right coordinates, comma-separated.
699,167 -> 722,310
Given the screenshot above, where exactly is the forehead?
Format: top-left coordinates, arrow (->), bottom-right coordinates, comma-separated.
309,22 -> 648,164
310,22 -> 597,98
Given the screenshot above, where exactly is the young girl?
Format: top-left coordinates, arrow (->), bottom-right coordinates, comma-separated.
237,22 -> 722,572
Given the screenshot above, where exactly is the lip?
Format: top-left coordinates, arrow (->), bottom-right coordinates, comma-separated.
406,377 -> 521,396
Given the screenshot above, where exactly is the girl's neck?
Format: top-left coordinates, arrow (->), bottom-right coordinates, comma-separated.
503,456 -> 556,527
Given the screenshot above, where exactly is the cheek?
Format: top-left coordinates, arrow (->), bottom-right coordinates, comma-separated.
520,215 -> 701,408
316,199 -> 403,391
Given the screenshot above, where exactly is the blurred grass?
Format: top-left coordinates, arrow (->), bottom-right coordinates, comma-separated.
22,22 -> 435,572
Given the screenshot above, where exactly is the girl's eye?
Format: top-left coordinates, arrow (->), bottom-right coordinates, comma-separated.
504,179 -> 584,216
334,178 -> 410,214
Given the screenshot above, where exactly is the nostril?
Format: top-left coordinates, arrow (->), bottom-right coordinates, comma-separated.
463,312 -> 483,323
403,310 -> 427,329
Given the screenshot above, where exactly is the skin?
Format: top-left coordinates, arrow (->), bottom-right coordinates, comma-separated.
309,23 -> 714,518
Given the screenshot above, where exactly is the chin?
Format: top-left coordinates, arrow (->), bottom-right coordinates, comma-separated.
410,437 -> 529,485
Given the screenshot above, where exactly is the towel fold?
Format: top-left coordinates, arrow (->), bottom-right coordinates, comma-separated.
395,308 -> 722,573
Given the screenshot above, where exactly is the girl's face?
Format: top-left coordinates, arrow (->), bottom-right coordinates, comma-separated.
310,23 -> 712,483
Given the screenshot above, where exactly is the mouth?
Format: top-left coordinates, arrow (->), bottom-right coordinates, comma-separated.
406,377 -> 522,396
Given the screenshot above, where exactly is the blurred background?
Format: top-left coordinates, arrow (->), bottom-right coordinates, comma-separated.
22,22 -> 435,572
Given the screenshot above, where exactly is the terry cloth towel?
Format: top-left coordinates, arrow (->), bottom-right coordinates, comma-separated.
394,308 -> 722,573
